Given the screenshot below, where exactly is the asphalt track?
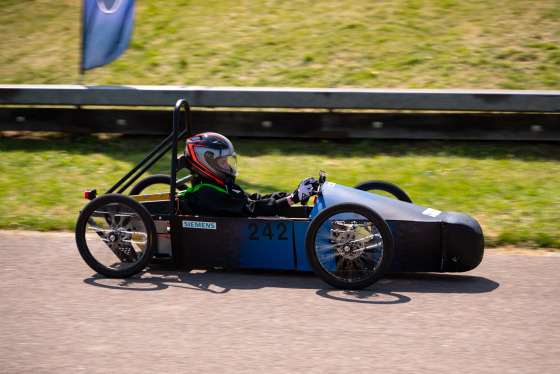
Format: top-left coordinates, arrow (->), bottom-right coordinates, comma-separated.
1,231 -> 559,374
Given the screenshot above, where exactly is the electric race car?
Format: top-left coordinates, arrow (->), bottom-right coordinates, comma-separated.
75,100 -> 484,289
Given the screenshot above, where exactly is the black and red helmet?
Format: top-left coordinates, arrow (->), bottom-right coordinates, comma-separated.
184,132 -> 238,185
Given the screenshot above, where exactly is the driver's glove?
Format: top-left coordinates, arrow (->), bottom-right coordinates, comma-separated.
291,177 -> 318,205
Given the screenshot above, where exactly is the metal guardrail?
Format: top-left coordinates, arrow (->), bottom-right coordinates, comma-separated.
1,84 -> 559,112
0,85 -> 559,140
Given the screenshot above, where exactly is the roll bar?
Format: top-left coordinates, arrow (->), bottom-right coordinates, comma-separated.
169,99 -> 192,216
103,99 -> 193,217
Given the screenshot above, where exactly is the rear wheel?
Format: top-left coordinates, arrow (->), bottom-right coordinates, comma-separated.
129,174 -> 188,196
75,194 -> 157,278
305,202 -> 394,289
353,180 -> 412,203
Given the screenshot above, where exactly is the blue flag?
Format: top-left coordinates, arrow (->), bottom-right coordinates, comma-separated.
81,0 -> 136,71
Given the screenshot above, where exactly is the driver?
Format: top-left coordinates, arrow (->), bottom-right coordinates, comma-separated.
179,132 -> 317,217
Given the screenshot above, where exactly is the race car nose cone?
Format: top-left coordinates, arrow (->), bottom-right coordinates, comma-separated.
441,212 -> 484,272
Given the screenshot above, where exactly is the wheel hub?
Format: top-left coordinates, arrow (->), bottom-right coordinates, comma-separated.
334,230 -> 365,260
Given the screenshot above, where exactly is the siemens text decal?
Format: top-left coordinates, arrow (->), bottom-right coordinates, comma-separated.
182,221 -> 217,230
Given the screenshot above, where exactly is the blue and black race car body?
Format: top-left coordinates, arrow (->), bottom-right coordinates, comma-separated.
75,99 -> 484,289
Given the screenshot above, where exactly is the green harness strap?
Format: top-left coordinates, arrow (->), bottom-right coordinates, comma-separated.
177,183 -> 229,198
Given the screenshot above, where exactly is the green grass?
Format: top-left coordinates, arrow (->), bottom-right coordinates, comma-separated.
1,133 -> 559,249
0,0 -> 558,89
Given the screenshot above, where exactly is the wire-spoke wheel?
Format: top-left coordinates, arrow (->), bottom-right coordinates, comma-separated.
75,194 -> 157,278
305,203 -> 394,289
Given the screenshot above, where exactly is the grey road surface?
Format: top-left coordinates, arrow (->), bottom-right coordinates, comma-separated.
1,231 -> 559,374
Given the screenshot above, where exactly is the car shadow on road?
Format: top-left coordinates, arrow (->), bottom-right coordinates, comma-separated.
83,262 -> 499,305
317,272 -> 499,304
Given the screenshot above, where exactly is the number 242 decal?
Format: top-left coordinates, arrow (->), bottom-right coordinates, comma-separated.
249,222 -> 289,241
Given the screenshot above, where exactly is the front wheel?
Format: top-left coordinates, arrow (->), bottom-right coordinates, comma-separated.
353,180 -> 412,203
305,202 -> 394,289
75,194 -> 157,278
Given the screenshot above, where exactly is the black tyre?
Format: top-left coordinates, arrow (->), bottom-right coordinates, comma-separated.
353,180 -> 412,203
305,202 -> 394,289
75,194 -> 157,278
129,174 -> 187,196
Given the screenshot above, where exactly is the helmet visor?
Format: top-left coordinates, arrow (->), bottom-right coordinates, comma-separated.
204,152 -> 238,177
215,155 -> 237,175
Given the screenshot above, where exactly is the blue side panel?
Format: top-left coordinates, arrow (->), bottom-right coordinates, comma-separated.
237,219 -> 295,269
170,216 -> 296,270
293,221 -> 312,271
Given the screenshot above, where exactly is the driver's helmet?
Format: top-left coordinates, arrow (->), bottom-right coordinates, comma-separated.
185,132 -> 238,185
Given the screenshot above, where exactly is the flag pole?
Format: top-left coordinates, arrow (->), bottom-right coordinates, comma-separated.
78,0 -> 85,85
